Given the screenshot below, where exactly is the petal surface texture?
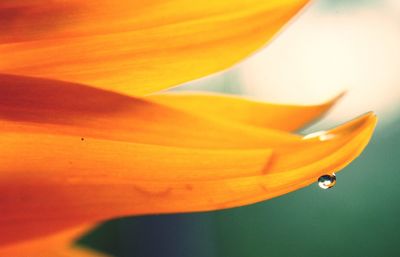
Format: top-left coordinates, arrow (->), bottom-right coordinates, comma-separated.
0,0 -> 308,95
148,92 -> 343,131
0,75 -> 376,246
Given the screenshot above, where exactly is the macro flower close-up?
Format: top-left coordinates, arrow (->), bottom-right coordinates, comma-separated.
1,0 -> 394,256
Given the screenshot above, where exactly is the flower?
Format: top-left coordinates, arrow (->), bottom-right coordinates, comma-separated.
0,0 -> 376,256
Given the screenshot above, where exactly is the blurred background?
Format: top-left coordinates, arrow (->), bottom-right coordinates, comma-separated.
78,0 -> 400,256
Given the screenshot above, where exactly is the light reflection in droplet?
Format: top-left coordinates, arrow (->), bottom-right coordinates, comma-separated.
318,173 -> 336,189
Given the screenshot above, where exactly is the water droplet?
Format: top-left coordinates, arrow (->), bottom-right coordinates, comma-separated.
318,173 -> 336,189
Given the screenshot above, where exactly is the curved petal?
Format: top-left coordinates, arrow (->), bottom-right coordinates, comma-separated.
148,91 -> 344,131
0,0 -> 309,95
0,74 -> 301,149
0,111 -> 376,246
0,224 -> 110,257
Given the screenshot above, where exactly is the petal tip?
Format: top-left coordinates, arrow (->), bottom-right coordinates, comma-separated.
328,90 -> 347,105
360,111 -> 378,127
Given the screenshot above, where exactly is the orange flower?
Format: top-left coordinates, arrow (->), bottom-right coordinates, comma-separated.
0,0 -> 376,256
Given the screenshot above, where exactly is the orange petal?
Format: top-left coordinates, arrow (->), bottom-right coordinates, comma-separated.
148,91 -> 344,131
0,107 -> 376,246
0,74 -> 300,149
0,130 -> 273,245
0,75 -> 375,246
0,224 -> 110,257
0,0 -> 309,95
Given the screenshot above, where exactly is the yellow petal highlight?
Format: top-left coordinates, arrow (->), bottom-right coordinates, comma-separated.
148,92 -> 344,131
0,224 -> 110,257
0,0 -> 309,95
